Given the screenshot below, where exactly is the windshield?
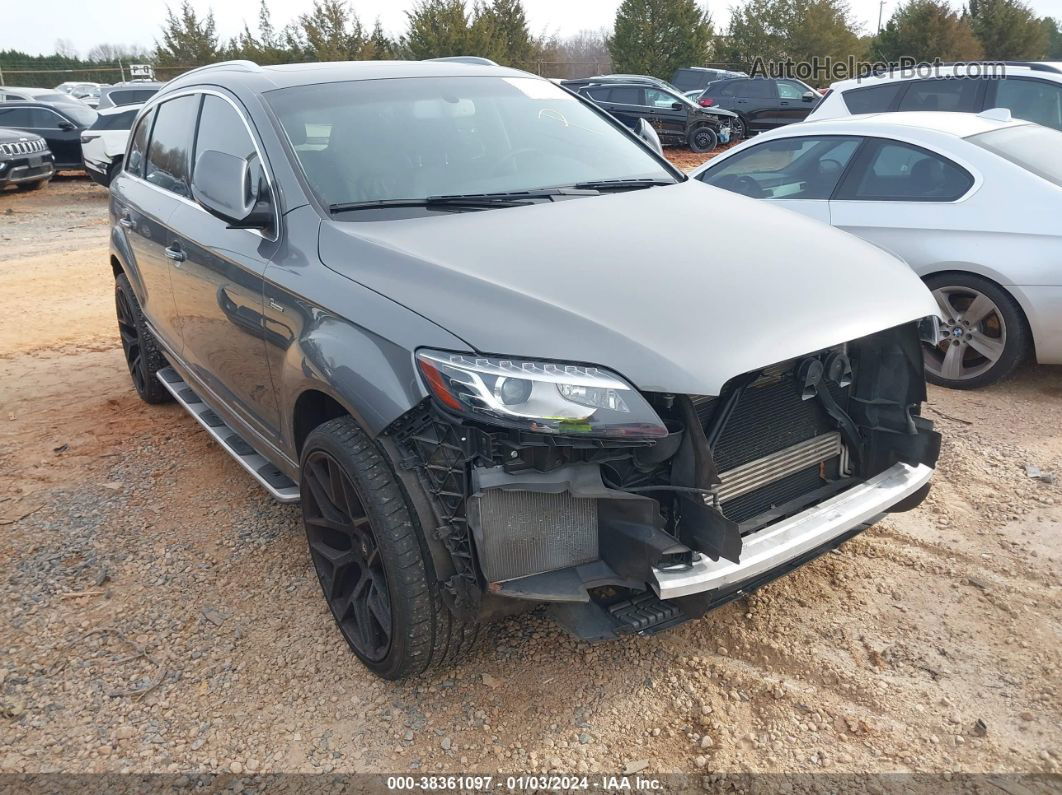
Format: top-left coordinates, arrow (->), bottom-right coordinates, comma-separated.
266,76 -> 676,210
967,124 -> 1062,187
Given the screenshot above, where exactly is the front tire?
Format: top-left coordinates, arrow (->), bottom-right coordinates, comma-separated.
688,125 -> 719,153
114,272 -> 172,404
922,272 -> 1030,389
300,417 -> 477,680
18,179 -> 48,191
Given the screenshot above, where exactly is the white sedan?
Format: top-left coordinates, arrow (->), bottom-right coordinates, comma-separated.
691,110 -> 1062,389
80,103 -> 143,187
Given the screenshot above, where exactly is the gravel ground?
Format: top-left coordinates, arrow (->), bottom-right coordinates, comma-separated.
1,172 -> 1060,784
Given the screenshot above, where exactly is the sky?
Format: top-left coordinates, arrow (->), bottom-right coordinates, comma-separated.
4,0 -> 1062,59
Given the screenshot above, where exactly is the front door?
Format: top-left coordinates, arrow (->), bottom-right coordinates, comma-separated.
644,88 -> 689,145
167,92 -> 282,444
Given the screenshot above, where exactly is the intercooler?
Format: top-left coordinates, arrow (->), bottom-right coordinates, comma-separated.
697,362 -> 850,525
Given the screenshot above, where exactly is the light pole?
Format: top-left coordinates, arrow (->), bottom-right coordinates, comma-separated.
877,0 -> 886,34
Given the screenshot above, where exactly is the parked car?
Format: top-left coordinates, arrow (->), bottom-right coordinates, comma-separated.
81,103 -> 142,186
693,77 -> 821,135
0,102 -> 96,169
575,81 -> 734,150
561,74 -> 683,94
0,128 -> 54,191
111,60 -> 940,680
0,86 -> 86,106
808,64 -> 1062,132
71,85 -> 103,108
671,67 -> 748,94
97,83 -> 163,110
692,110 -> 1062,388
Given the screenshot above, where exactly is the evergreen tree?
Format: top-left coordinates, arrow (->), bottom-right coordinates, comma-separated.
155,1 -> 220,66
402,0 -> 477,60
967,0 -> 1047,58
607,0 -> 713,80
874,0 -> 982,62
367,19 -> 399,59
297,0 -> 369,61
1044,17 -> 1062,59
475,0 -> 536,64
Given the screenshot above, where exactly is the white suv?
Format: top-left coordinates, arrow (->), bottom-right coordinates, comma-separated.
808,63 -> 1062,131
80,103 -> 142,187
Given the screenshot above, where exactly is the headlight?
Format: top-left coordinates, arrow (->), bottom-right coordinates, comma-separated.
415,350 -> 668,439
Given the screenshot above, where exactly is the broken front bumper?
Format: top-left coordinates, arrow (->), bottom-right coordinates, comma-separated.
652,461 -> 934,599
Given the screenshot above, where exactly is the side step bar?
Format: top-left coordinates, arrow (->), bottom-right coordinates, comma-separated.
156,367 -> 300,503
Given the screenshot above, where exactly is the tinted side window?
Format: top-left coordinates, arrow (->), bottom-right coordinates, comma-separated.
92,109 -> 139,131
743,80 -> 775,99
145,95 -> 200,198
838,140 -> 973,201
897,78 -> 980,112
609,86 -> 643,105
0,107 -> 35,127
715,81 -> 738,97
126,107 -> 154,176
993,78 -> 1062,130
31,108 -> 67,128
585,86 -> 611,101
842,82 -> 903,113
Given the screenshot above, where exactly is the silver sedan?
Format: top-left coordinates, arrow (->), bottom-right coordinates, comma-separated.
692,110 -> 1062,389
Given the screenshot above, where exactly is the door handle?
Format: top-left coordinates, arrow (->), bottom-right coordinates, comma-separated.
780,101 -> 790,105
118,214 -> 134,228
164,245 -> 186,264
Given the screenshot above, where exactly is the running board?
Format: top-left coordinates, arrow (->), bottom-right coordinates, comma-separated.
156,367 -> 300,503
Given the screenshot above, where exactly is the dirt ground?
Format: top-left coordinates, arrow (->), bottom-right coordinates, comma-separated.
1,171 -> 1060,785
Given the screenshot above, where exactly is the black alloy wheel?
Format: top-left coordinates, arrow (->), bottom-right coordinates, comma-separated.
303,449 -> 393,663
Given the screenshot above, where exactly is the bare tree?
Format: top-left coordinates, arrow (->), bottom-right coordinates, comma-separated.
54,38 -> 79,59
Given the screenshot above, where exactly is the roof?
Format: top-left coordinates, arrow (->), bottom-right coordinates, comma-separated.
161,59 -> 531,96
764,110 -> 1028,139
828,63 -> 1062,91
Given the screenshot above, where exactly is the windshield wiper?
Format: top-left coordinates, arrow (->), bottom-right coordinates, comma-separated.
569,178 -> 679,191
329,188 -> 596,214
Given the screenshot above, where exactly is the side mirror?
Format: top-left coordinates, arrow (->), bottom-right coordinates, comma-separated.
671,102 -> 684,110
802,91 -> 817,103
58,121 -> 75,130
192,149 -> 273,230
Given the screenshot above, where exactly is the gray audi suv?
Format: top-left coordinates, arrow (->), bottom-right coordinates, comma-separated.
110,60 -> 942,679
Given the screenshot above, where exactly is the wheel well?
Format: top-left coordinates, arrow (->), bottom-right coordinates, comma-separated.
110,255 -> 123,278
293,389 -> 349,457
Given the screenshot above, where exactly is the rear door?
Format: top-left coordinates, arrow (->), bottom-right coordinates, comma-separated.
733,79 -> 778,130
167,91 -> 282,443
109,102 -> 186,353
591,85 -> 647,132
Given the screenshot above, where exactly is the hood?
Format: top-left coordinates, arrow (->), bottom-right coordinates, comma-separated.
318,180 -> 937,396
697,106 -> 738,120
0,128 -> 42,145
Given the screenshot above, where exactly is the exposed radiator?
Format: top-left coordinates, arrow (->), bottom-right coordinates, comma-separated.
716,432 -> 841,503
475,490 -> 598,582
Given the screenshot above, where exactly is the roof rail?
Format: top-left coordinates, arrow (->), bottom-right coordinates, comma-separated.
171,60 -> 263,80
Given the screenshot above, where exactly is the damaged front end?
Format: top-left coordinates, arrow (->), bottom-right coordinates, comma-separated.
387,321 -> 940,642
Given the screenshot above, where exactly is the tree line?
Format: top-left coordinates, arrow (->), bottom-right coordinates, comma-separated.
2,0 -> 1060,88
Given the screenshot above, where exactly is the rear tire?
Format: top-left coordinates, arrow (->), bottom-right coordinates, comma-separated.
114,272 -> 172,404
300,416 -> 477,680
922,272 -> 1030,389
688,125 -> 719,153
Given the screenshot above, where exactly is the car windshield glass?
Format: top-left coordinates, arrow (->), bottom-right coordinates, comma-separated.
265,76 -> 677,211
967,123 -> 1062,187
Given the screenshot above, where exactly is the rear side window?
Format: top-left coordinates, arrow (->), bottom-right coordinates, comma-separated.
742,80 -> 775,99
145,95 -> 200,198
992,78 -> 1062,130
842,83 -> 903,114
609,86 -> 643,105
110,89 -> 158,107
126,107 -> 154,176
838,139 -> 973,201
584,86 -> 611,101
90,109 -> 139,131
897,78 -> 980,112
0,107 -> 35,127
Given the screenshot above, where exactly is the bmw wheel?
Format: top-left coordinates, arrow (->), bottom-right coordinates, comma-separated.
922,273 -> 1030,389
